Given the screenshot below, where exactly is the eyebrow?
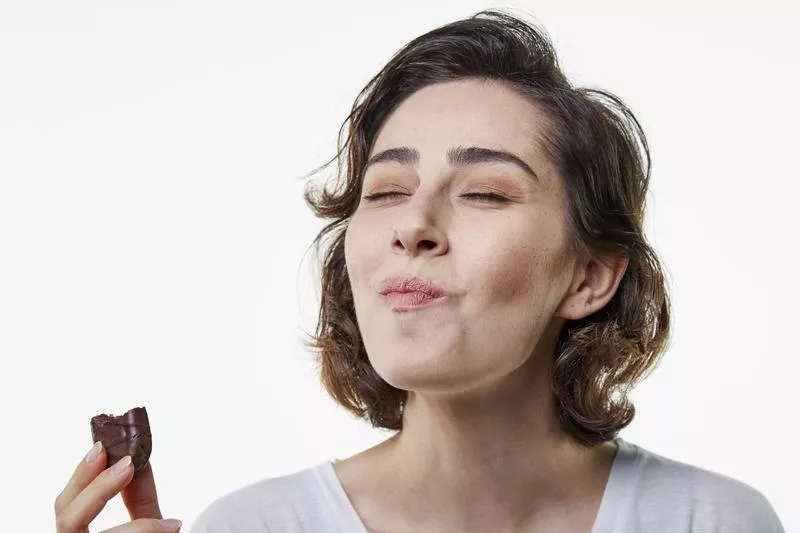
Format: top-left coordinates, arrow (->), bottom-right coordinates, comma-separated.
364,145 -> 540,182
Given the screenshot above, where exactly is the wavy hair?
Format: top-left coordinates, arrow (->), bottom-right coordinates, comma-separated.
300,8 -> 671,447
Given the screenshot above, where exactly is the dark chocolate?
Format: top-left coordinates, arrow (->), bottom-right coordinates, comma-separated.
90,406 -> 152,474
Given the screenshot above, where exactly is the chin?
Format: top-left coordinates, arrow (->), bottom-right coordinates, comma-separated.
368,350 -> 480,393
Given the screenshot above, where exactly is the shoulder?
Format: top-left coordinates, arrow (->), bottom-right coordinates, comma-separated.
188,462 -> 331,533
620,440 -> 784,532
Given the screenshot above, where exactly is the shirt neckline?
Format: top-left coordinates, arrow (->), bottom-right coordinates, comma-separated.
317,436 -> 638,533
590,437 -> 639,533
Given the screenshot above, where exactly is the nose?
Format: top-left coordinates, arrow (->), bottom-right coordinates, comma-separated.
391,201 -> 449,257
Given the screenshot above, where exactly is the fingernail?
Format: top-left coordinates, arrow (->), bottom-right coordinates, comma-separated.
158,519 -> 182,531
112,455 -> 131,475
85,441 -> 102,463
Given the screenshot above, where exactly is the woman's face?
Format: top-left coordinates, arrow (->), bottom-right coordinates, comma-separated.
344,78 -> 577,395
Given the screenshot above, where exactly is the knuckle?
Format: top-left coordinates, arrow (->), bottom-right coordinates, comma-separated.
126,496 -> 160,516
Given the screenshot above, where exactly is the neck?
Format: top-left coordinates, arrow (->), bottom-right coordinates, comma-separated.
375,350 -> 617,532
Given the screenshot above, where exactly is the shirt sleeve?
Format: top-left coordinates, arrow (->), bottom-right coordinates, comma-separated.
724,486 -> 785,533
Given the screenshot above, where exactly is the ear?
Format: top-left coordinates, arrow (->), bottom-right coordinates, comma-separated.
554,253 -> 629,321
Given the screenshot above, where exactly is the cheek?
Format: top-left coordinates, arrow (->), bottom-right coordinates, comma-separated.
484,243 -> 540,305
471,217 -> 570,309
344,217 -> 383,293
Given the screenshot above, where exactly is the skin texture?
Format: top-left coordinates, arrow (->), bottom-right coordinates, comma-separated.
339,78 -> 628,533
53,442 -> 180,533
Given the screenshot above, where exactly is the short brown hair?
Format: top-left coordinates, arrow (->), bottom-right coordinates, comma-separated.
301,8 -> 671,447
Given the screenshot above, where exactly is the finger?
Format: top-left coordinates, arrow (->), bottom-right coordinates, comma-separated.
55,441 -> 108,515
121,462 -> 163,520
57,455 -> 135,532
99,517 -> 182,533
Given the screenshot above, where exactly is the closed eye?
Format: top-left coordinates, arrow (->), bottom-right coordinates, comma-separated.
362,192 -> 509,203
362,191 -> 408,201
461,192 -> 509,203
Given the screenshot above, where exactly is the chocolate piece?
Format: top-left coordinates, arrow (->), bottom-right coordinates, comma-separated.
90,406 -> 151,474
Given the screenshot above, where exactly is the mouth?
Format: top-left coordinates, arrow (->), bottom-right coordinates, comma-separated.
378,275 -> 447,296
380,291 -> 447,312
377,274 -> 450,312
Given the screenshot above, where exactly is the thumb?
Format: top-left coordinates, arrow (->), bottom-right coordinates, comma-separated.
121,461 -> 163,520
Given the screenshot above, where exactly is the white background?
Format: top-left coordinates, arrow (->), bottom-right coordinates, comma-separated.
1,1 -> 797,531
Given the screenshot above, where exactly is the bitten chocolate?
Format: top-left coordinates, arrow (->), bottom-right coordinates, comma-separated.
90,406 -> 152,473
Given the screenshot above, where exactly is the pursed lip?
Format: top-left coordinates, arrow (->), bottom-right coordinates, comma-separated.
378,274 -> 447,298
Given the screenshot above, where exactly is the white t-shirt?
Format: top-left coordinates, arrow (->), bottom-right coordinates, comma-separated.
189,438 -> 784,532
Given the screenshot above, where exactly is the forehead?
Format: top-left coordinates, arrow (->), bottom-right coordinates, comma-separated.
370,78 -> 550,164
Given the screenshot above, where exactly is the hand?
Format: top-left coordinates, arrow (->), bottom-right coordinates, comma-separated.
54,441 -> 182,532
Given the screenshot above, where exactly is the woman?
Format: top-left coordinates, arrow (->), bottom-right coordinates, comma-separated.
54,9 -> 784,533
